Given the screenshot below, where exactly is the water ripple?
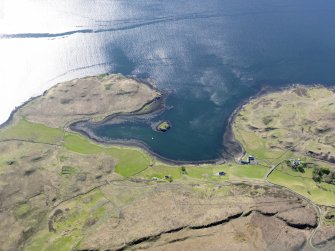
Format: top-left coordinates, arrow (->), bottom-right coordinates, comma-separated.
0,12 -> 220,39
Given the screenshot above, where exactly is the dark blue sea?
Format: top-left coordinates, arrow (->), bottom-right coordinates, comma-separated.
1,0 -> 335,161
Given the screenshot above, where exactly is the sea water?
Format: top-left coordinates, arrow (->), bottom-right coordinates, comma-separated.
1,0 -> 335,161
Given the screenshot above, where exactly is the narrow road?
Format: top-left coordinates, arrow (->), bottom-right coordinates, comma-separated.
264,160 -> 285,180
264,159 -> 322,251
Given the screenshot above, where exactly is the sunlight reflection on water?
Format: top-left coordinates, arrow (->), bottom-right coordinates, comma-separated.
1,0 -> 335,160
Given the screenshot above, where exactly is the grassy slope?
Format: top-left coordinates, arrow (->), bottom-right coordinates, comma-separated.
269,163 -> 335,206
0,119 -> 64,144
26,190 -> 107,251
63,134 -> 151,177
253,158 -> 335,207
233,87 -> 335,206
269,170 -> 335,206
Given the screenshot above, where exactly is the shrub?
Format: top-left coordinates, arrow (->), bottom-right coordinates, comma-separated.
262,116 -> 273,125
180,166 -> 188,175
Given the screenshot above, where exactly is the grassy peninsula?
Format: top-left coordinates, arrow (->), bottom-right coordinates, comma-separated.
1,76 -> 334,251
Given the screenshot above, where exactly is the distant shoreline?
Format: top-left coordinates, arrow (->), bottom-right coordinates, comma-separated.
0,92 -> 47,130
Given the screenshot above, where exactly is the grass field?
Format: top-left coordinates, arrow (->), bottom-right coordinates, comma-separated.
137,162 -> 269,183
229,164 -> 268,180
269,168 -> 335,206
139,164 -> 182,180
63,134 -> 103,154
64,133 -> 151,177
0,119 -> 64,144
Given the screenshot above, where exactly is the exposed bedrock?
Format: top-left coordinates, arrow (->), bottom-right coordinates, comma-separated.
78,185 -> 319,251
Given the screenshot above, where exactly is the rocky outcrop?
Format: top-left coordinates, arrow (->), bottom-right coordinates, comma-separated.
79,184 -> 317,251
276,207 -> 318,229
156,121 -> 171,132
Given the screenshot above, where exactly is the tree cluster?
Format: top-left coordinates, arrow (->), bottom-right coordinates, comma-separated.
313,167 -> 335,184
